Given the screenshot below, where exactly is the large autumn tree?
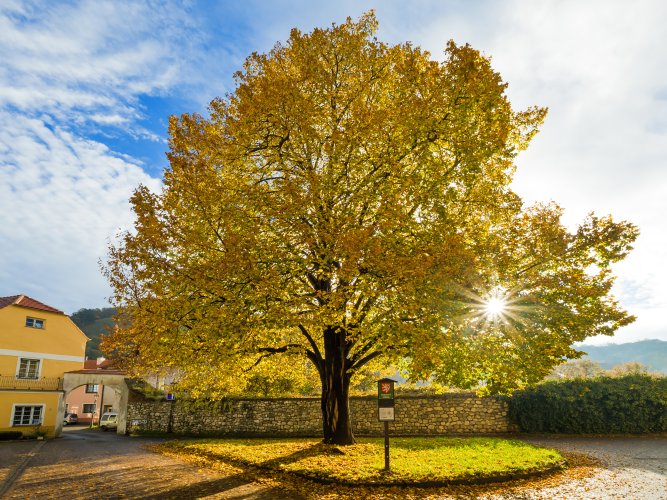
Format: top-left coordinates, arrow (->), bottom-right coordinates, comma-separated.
103,13 -> 637,445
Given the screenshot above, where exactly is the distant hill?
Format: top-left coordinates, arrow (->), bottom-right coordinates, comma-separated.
70,307 -> 117,359
578,340 -> 667,374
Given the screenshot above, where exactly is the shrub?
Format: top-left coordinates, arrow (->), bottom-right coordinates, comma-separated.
509,374 -> 667,433
0,431 -> 23,440
32,426 -> 48,438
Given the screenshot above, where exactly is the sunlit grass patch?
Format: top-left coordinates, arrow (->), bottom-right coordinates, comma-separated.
155,437 -> 564,485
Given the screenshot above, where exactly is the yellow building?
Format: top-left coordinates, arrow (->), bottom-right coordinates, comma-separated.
0,295 -> 88,437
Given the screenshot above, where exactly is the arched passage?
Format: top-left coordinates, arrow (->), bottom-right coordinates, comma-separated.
59,370 -> 129,436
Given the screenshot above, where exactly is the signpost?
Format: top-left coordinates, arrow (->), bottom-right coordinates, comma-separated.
377,378 -> 396,472
166,393 -> 175,433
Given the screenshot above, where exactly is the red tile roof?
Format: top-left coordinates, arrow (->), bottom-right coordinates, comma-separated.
0,295 -> 64,314
98,358 -> 114,369
83,358 -> 116,370
66,368 -> 125,375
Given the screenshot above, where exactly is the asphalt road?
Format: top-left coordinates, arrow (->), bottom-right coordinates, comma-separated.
0,426 -> 297,499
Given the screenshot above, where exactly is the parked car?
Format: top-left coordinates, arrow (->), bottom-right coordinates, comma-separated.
99,412 -> 118,431
63,413 -> 78,425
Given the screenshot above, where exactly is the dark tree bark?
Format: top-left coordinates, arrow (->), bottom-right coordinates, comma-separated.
320,326 -> 355,445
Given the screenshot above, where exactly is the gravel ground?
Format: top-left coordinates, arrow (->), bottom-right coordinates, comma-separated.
500,436 -> 667,500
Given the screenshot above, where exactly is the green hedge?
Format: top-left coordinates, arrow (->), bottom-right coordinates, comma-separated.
509,375 -> 667,433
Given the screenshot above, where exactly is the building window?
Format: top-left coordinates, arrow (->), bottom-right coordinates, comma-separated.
85,384 -> 99,393
25,317 -> 45,329
83,404 -> 96,414
17,358 -> 40,379
13,405 -> 43,426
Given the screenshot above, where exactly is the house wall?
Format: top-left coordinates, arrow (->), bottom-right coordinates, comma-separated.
0,303 -> 88,437
66,384 -> 119,424
0,306 -> 87,365
127,394 -> 519,437
0,391 -> 61,436
0,355 -> 82,379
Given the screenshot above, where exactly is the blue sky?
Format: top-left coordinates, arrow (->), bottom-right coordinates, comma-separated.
1,0 -> 666,344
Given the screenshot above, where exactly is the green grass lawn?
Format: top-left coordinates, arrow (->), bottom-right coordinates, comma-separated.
155,437 -> 564,485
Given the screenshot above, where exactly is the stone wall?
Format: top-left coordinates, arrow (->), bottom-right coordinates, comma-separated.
127,393 -> 518,436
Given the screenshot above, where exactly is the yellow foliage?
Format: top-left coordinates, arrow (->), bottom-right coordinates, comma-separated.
103,13 -> 637,433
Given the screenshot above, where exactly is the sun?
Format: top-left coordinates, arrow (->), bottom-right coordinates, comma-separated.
462,285 -> 531,325
484,296 -> 507,320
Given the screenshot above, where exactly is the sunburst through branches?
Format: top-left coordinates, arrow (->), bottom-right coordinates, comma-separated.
461,285 -> 535,327
484,295 -> 508,320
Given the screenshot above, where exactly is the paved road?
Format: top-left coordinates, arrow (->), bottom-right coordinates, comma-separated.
0,426 -> 298,499
1,430 -> 665,499
504,436 -> 667,500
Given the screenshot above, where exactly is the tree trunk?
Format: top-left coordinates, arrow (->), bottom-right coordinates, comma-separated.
320,326 -> 355,445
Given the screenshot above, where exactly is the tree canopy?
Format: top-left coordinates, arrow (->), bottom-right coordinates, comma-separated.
103,13 -> 637,444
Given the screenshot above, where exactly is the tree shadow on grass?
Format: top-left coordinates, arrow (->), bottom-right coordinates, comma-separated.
138,442 -> 333,498
181,441 -> 332,470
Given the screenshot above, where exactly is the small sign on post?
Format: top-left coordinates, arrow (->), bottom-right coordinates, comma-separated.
377,378 -> 395,421
377,378 -> 396,472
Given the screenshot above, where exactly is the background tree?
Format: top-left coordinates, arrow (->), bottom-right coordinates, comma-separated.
103,13 -> 637,445
545,359 -> 605,380
607,361 -> 651,377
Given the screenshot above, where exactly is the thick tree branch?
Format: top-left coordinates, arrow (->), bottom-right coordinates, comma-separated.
305,349 -> 322,375
348,350 -> 383,373
347,335 -> 380,367
245,343 -> 301,371
298,324 -> 323,370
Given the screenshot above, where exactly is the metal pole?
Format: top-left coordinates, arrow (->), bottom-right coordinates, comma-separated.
384,421 -> 390,471
90,392 -> 98,428
98,384 -> 105,425
167,399 -> 174,433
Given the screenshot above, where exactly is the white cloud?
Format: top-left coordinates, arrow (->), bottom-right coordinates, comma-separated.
0,1 -> 191,130
0,0 -> 188,312
489,0 -> 667,343
0,112 -> 161,313
366,1 -> 667,343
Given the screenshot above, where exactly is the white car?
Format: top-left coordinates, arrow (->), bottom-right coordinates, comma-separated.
63,412 -> 78,425
99,412 -> 118,431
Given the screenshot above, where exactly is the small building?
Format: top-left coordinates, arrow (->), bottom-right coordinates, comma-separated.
66,358 -> 121,424
0,295 -> 88,437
